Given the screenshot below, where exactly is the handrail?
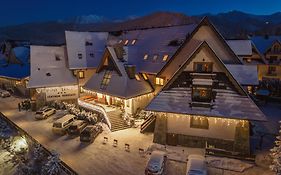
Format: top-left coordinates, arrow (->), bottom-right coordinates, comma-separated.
140,114 -> 155,131
0,113 -> 78,175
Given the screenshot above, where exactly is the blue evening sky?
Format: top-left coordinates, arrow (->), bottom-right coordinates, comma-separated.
1,0 -> 281,26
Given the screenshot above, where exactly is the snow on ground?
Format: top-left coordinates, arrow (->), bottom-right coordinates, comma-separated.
0,96 -> 277,175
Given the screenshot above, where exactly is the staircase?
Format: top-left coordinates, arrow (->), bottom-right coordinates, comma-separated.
107,110 -> 131,132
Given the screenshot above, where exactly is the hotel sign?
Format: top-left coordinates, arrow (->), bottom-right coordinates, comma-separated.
37,85 -> 78,101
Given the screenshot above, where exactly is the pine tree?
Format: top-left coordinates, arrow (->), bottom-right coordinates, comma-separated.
270,125 -> 281,175
41,151 -> 62,175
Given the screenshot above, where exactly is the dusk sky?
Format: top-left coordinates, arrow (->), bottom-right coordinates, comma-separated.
2,0 -> 281,26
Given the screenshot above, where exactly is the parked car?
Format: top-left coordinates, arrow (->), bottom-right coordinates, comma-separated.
145,151 -> 167,175
67,120 -> 87,135
0,90 -> 11,98
80,124 -> 103,143
186,155 -> 207,175
52,114 -> 75,135
35,108 -> 56,120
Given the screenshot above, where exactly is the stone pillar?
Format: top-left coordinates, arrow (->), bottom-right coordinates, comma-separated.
153,113 -> 167,145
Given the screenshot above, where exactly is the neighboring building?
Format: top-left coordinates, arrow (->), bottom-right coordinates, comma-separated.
28,45 -> 77,109
252,36 -> 281,80
226,39 -> 265,65
0,40 -> 30,97
145,41 -> 266,156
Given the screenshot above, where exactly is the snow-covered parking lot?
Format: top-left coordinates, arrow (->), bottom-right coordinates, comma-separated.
0,96 -> 276,175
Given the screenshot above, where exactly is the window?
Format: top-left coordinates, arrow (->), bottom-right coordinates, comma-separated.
155,77 -> 164,86
131,39 -> 137,45
118,39 -> 123,44
143,54 -> 148,60
100,71 -> 112,90
135,74 -> 141,81
153,55 -> 158,62
190,116 -> 209,129
142,73 -> 148,80
78,71 -> 85,79
194,62 -> 213,72
78,53 -> 83,59
268,66 -> 277,75
192,87 -> 212,103
124,40 -> 129,46
269,56 -> 277,63
162,55 -> 169,62
46,73 -> 51,77
273,45 -> 280,52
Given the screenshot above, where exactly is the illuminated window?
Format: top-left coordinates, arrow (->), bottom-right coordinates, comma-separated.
194,62 -> 213,72
124,40 -> 129,46
142,73 -> 148,80
78,53 -> 83,59
143,54 -> 148,60
190,116 -> 209,129
135,74 -> 140,81
153,55 -> 158,61
192,87 -> 212,103
162,55 -> 169,62
100,70 -> 112,90
131,39 -> 137,45
155,77 -> 164,86
78,71 -> 85,79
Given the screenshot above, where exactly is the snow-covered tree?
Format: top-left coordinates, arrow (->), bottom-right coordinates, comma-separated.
41,151 -> 62,175
270,124 -> 281,174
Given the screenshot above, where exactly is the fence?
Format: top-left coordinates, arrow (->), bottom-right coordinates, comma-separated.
0,112 -> 78,175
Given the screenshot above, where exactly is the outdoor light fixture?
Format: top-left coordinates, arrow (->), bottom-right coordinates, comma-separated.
12,136 -> 28,153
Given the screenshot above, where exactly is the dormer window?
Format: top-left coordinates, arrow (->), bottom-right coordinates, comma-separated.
85,41 -> 93,46
142,73 -> 148,80
131,39 -> 137,45
192,86 -> 212,103
143,54 -> 148,60
124,40 -> 129,46
135,74 -> 140,81
162,55 -> 169,62
55,55 -> 61,61
89,53 -> 94,58
78,53 -> 83,59
153,55 -> 158,62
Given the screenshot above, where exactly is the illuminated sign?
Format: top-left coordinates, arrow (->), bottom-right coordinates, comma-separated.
37,85 -> 78,101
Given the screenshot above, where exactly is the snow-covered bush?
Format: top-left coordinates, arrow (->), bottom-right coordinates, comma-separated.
270,122 -> 281,174
0,119 -> 13,138
41,151 -> 62,175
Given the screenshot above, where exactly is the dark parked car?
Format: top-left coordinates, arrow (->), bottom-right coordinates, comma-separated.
80,125 -> 103,143
67,120 -> 87,135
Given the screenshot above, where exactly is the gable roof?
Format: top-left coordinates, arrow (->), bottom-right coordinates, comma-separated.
226,40 -> 252,56
146,41 -> 266,121
28,45 -> 77,88
226,64 -> 259,86
157,17 -> 242,77
0,46 -> 30,79
84,46 -> 153,99
251,35 -> 281,54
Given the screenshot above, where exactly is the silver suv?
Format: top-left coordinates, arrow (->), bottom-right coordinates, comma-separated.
35,108 -> 56,120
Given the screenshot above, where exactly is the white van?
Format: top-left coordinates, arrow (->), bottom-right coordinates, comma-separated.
52,114 -> 75,135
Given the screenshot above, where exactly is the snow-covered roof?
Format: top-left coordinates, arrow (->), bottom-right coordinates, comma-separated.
84,47 -> 153,99
0,47 -> 30,79
226,40 -> 252,56
65,31 -> 109,69
251,35 -> 281,54
65,24 -> 197,73
28,45 -> 77,88
226,64 -> 259,85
